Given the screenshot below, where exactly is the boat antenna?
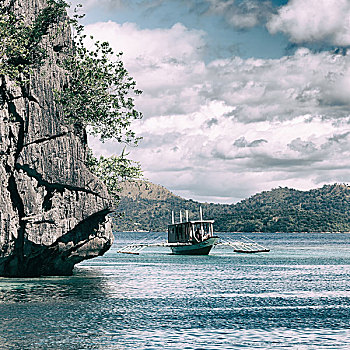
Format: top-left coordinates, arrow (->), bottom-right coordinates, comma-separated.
186,210 -> 189,222
172,210 -> 175,224
200,206 -> 203,221
180,210 -> 182,223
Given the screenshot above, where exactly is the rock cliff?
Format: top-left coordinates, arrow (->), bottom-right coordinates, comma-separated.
0,0 -> 114,277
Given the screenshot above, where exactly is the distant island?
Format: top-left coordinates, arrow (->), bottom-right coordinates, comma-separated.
115,181 -> 350,233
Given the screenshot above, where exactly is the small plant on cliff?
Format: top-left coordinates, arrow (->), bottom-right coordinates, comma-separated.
86,148 -> 142,198
0,0 -> 68,82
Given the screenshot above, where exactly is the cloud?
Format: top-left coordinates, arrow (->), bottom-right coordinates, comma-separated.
267,0 -> 350,46
206,118 -> 219,128
85,20 -> 350,203
206,0 -> 274,29
328,132 -> 350,143
233,137 -> 267,148
84,21 -> 206,118
72,0 -> 350,49
76,0 -> 275,30
288,138 -> 318,154
206,48 -> 350,122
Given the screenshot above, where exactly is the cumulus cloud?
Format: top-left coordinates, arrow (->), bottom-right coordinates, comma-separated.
86,20 -> 350,203
267,0 -> 350,46
202,48 -> 350,127
84,22 -> 206,118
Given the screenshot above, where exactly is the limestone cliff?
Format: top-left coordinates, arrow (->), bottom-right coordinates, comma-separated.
0,0 -> 114,277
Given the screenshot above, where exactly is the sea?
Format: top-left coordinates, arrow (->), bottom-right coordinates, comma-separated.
1,232 -> 350,349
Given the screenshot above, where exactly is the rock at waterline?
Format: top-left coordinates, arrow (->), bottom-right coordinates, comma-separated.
0,0 -> 114,277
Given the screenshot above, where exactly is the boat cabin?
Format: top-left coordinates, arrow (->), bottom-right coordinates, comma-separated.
168,220 -> 214,243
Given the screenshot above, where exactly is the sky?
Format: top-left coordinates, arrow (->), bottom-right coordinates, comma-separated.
70,0 -> 350,203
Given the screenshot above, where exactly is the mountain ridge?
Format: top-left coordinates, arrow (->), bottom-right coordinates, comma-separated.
115,181 -> 350,233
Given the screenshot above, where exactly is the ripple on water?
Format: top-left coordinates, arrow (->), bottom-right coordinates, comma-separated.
0,232 -> 350,349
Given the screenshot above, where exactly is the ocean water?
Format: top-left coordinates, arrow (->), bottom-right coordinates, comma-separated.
1,232 -> 350,349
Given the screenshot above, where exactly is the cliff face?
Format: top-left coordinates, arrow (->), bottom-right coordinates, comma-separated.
0,0 -> 114,277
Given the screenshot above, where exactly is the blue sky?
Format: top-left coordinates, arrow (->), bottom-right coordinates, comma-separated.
72,0 -> 350,203
78,0 -> 290,60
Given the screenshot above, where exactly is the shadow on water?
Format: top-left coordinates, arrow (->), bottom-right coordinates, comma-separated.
0,268 -> 110,304
0,268 -> 123,349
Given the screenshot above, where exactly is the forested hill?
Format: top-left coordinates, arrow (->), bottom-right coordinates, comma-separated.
114,181 -> 350,233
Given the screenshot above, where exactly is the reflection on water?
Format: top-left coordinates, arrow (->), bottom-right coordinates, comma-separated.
0,269 -> 111,303
0,232 -> 350,349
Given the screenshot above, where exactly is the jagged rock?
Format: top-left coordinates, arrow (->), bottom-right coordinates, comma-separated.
0,0 -> 114,277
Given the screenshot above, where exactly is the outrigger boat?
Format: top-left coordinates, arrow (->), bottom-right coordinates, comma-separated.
167,207 -> 218,255
117,207 -> 270,255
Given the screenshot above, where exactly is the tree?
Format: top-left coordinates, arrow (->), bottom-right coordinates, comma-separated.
56,4 -> 143,199
0,0 -> 143,200
56,9 -> 143,144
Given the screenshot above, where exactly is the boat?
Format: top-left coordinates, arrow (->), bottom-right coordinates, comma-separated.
117,207 -> 270,255
167,208 -> 218,255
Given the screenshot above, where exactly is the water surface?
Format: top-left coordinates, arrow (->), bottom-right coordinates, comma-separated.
1,232 -> 350,349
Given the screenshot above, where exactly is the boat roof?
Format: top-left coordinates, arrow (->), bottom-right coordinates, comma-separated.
168,220 -> 214,227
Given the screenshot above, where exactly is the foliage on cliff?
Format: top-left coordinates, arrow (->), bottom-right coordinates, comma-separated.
86,149 -> 142,198
116,182 -> 350,233
0,0 -> 67,81
55,8 -> 143,144
0,0 -> 142,199
58,6 -> 144,196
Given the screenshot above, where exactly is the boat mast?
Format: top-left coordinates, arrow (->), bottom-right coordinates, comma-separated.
200,206 -> 203,236
172,211 -> 175,224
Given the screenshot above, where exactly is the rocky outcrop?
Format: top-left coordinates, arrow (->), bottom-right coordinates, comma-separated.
0,0 -> 114,277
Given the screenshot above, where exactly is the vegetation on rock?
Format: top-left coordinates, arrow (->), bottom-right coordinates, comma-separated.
86,149 -> 142,198
56,7 -> 143,144
0,0 -> 67,81
58,6 -> 144,198
0,0 -> 142,200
